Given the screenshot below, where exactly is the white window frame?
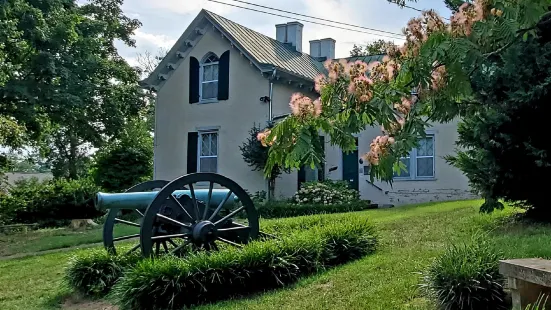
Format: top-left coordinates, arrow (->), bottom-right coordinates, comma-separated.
197,130 -> 219,173
199,53 -> 219,103
395,134 -> 436,180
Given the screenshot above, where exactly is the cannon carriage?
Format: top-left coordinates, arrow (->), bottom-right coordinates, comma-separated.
95,173 -> 260,257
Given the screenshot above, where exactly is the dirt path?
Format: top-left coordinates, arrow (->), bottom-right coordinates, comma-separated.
61,295 -> 118,310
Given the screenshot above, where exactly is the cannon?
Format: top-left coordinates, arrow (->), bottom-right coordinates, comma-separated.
95,173 -> 260,257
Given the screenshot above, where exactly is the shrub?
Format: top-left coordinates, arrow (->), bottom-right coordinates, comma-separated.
65,249 -> 142,297
90,118 -> 153,192
0,177 -> 102,227
70,218 -> 376,310
258,200 -> 374,218
292,180 -> 360,205
420,240 -> 507,310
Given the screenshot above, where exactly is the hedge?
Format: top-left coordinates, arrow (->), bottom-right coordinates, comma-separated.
0,177 -> 103,227
65,215 -> 377,309
112,219 -> 376,309
257,200 -> 375,219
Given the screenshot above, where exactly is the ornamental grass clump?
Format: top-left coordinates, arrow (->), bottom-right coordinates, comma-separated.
64,249 -> 142,297
112,219 -> 377,310
420,240 -> 507,310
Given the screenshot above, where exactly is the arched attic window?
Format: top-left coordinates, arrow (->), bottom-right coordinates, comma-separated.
189,50 -> 230,104
200,52 -> 219,101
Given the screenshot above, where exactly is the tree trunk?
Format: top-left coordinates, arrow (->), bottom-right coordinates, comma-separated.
68,134 -> 78,180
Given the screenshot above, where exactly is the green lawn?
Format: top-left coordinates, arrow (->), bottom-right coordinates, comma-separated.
1,200 -> 550,310
0,225 -> 139,257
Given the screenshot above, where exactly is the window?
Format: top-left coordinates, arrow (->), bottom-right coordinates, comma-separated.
198,131 -> 218,173
394,135 -> 435,179
200,54 -> 219,101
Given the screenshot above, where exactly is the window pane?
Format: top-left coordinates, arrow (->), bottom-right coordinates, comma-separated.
416,157 -> 434,177
394,157 -> 411,178
200,157 -> 217,173
203,65 -> 212,81
201,135 -> 210,156
202,81 -> 218,99
210,133 -> 218,155
417,137 -> 434,156
212,64 -> 219,80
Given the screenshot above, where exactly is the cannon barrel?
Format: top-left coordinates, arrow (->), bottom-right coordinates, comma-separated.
95,189 -> 238,212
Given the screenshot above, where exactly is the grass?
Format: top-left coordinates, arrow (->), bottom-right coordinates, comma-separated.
0,225 -> 138,257
0,200 -> 550,310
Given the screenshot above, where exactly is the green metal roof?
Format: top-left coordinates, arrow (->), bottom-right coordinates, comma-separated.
204,10 -> 325,81
340,55 -> 386,64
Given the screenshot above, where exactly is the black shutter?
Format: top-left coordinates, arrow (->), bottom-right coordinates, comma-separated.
187,132 -> 198,173
318,136 -> 325,181
217,50 -> 230,100
297,166 -> 306,190
189,57 -> 200,103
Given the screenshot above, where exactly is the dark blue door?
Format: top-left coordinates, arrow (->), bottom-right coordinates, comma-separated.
342,138 -> 359,191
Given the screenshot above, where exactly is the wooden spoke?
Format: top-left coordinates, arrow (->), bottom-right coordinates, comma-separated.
156,213 -> 192,228
217,237 -> 243,248
169,194 -> 194,221
214,206 -> 245,227
162,241 -> 169,253
188,183 -> 200,221
114,218 -> 141,227
151,233 -> 191,240
169,240 -> 191,255
218,226 -> 250,233
155,241 -> 161,256
208,190 -> 233,221
134,209 -> 144,217
113,234 -> 140,242
125,244 -> 140,255
202,181 -> 214,220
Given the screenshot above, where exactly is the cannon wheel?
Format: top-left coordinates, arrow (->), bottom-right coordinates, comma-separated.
103,180 -> 169,255
140,173 -> 259,257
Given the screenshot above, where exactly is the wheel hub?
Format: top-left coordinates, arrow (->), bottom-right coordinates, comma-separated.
192,221 -> 216,243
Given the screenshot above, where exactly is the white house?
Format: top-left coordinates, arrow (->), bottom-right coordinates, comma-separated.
141,9 -> 476,206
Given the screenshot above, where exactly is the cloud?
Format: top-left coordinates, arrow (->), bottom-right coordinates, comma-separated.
144,0 -> 237,16
133,30 -> 176,50
118,0 -> 451,60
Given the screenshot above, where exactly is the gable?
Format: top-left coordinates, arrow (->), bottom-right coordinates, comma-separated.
140,10 -> 324,92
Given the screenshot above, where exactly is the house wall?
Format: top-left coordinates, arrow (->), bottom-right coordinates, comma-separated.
324,119 -> 477,205
154,26 -> 304,198
5,172 -> 53,185
154,23 -> 476,206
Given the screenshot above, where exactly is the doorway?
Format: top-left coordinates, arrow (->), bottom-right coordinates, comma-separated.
342,138 -> 359,191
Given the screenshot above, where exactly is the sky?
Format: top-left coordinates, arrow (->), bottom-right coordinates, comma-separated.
116,0 -> 452,66
1,0 -> 452,156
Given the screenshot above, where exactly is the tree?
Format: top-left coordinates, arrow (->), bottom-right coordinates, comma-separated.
134,48 -> 168,132
90,116 -> 153,191
445,35 -> 551,216
0,0 -> 145,179
240,123 -> 287,200
263,0 -> 549,212
350,39 -> 395,57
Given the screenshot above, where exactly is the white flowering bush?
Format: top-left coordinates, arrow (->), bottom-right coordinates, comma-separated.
293,180 -> 360,205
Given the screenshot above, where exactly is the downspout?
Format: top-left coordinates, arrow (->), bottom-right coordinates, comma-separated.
268,68 -> 276,123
